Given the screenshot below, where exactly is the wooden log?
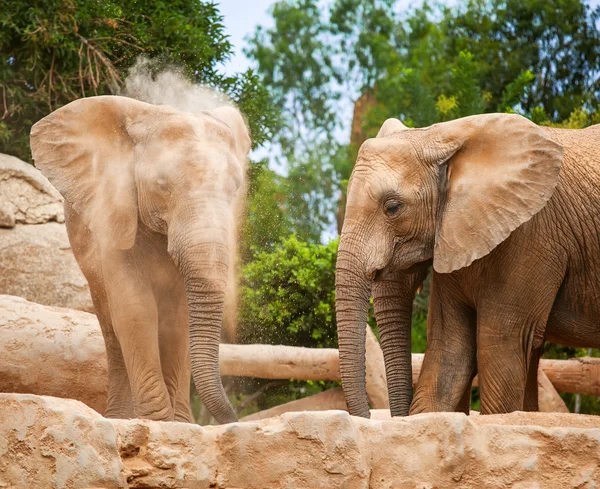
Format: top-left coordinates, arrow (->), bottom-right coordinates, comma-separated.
223,348 -> 600,398
0,295 -> 108,414
220,344 -> 340,381
537,368 -> 569,413
241,387 -> 347,421
540,357 -> 600,396
364,325 -> 389,409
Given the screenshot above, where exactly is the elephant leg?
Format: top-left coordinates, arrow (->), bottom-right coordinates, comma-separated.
411,277 -> 477,414
156,277 -> 194,423
476,280 -> 558,414
523,346 -> 542,411
103,251 -> 173,421
477,322 -> 531,414
64,203 -> 133,418
477,307 -> 552,414
91,285 -> 134,418
373,268 -> 427,417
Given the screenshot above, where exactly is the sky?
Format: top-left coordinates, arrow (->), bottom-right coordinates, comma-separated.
217,0 -> 456,75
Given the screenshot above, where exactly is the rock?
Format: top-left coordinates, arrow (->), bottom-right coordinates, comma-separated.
1,393 -> 599,489
0,223 -> 93,312
0,153 -> 64,228
0,153 -> 92,311
0,295 -> 107,414
0,394 -> 124,489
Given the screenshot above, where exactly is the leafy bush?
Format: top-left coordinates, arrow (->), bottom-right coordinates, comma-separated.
238,235 -> 340,348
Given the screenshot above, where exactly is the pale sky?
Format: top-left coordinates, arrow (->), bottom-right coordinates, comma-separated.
218,0 -> 600,76
217,0 -> 458,75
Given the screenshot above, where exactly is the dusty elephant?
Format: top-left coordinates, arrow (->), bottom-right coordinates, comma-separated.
30,95 -> 250,424
336,113 -> 600,417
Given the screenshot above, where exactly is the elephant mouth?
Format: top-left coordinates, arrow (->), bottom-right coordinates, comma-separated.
374,258 -> 432,281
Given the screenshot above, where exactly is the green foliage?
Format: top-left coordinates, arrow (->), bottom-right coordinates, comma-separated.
0,0 -> 278,161
238,235 -> 341,347
247,0 -> 600,239
238,234 -> 430,352
241,160 -> 292,263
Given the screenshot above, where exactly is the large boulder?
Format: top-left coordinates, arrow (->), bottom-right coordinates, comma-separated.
0,393 -> 599,489
0,153 -> 93,311
0,223 -> 93,311
0,295 -> 107,414
0,153 -> 64,227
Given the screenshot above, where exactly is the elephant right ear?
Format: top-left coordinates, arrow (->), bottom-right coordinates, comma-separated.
377,118 -> 409,138
30,96 -> 151,250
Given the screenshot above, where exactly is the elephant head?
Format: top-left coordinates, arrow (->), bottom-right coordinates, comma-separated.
30,95 -> 250,424
336,114 -> 563,418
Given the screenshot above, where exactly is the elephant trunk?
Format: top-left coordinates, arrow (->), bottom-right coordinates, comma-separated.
372,271 -> 423,416
335,246 -> 372,418
172,223 -> 237,425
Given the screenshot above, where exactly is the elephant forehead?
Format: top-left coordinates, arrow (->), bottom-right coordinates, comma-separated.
357,139 -> 426,182
347,165 -> 392,208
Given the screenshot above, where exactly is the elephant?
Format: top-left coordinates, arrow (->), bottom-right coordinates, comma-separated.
336,112 -> 600,417
30,95 -> 250,424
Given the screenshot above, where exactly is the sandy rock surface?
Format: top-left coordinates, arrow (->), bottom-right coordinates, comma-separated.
0,222 -> 93,312
0,153 -> 93,311
0,153 -> 64,227
0,295 -> 107,414
1,393 -> 599,489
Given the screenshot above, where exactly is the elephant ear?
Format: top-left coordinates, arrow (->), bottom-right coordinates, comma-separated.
377,118 -> 409,138
207,106 -> 251,166
30,96 -> 151,250
431,113 -> 563,273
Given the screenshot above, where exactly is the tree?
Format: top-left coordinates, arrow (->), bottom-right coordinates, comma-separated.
0,0 -> 278,161
247,0 -> 600,238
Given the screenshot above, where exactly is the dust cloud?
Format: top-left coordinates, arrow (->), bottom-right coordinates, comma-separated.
118,57 -> 234,113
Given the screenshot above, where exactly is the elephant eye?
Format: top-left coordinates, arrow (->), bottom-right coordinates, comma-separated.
384,200 -> 402,217
156,179 -> 170,195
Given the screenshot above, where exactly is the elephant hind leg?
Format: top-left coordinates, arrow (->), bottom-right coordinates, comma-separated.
93,288 -> 134,419
523,346 -> 542,412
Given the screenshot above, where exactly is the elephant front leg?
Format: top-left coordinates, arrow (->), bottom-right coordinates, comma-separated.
410,278 -> 477,414
104,253 -> 174,421
157,278 -> 194,423
477,326 -> 530,414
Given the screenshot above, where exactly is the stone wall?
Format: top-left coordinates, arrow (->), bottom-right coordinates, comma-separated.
1,393 -> 599,489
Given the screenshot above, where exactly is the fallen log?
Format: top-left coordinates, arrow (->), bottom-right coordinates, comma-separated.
0,295 -> 596,416
541,357 -> 600,397
0,295 -> 107,414
364,325 -> 389,409
223,347 -> 600,398
538,369 -> 569,413
241,387 -> 347,421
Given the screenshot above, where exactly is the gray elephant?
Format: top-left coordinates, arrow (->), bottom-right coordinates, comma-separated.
30,95 -> 250,424
336,113 -> 600,417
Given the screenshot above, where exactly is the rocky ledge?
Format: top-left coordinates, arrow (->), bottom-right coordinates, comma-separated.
1,393 -> 599,489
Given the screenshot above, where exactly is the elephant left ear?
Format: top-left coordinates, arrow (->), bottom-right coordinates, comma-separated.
430,113 -> 563,273
207,106 -> 251,165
